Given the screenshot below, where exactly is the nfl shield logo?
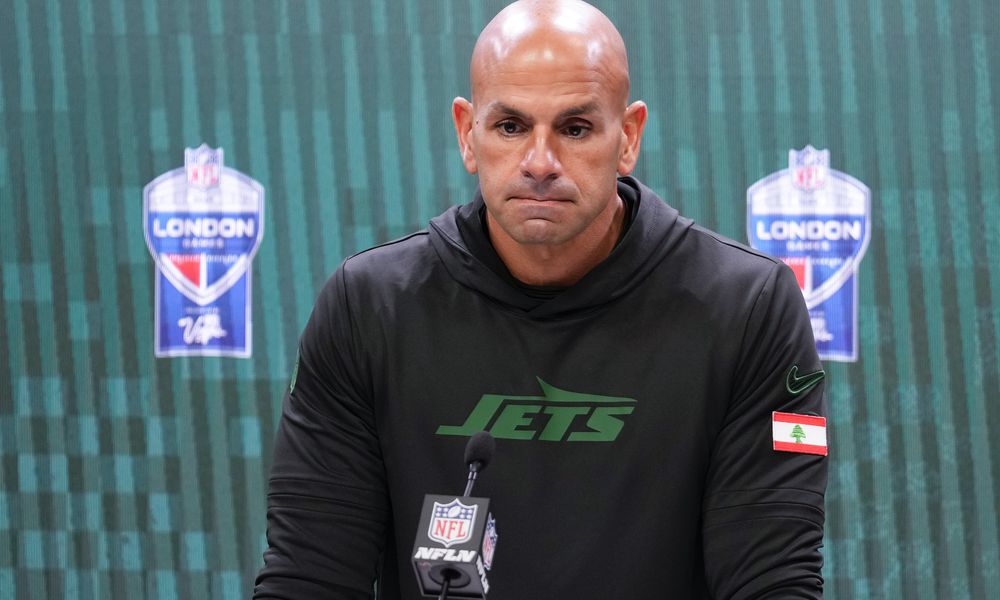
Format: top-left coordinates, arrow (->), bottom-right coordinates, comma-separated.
185,144 -> 223,189
789,145 -> 829,191
428,498 -> 477,548
748,146 -> 871,362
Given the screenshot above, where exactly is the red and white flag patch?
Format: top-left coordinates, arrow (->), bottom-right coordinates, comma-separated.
772,412 -> 828,456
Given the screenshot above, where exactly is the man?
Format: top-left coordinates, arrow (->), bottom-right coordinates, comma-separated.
255,1 -> 827,598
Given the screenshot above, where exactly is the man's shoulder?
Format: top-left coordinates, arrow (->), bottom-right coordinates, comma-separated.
659,221 -> 794,307
344,229 -> 435,269
309,229 -> 442,317
685,223 -> 783,276
627,177 -> 778,278
621,177 -> 790,302
312,200 -> 477,309
333,228 -> 442,292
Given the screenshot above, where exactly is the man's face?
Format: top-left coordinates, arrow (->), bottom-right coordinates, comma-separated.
454,34 -> 645,248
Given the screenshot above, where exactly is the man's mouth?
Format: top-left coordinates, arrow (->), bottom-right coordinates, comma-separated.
510,195 -> 569,203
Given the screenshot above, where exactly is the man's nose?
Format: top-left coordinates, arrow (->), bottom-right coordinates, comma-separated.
519,131 -> 561,182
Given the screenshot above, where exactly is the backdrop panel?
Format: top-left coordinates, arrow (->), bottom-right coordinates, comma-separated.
0,0 -> 997,598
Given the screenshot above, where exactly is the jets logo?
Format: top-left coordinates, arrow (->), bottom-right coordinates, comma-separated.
436,378 -> 636,442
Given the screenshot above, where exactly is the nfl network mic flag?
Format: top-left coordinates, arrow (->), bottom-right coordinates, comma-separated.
413,495 -> 495,597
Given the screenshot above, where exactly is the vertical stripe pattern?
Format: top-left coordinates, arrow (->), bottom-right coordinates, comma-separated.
0,0 -> 997,597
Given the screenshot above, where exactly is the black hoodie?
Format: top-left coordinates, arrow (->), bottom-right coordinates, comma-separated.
255,177 -> 827,599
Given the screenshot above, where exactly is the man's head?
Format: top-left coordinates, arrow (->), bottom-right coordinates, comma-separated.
452,0 -> 647,255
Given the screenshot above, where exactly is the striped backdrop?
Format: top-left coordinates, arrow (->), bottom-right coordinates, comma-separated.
0,0 -> 997,598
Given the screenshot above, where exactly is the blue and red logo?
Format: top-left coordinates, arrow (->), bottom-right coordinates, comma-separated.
481,512 -> 498,570
144,145 -> 264,357
428,499 -> 477,548
748,146 -> 871,362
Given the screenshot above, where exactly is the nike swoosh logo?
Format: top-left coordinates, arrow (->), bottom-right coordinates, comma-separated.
786,365 -> 825,395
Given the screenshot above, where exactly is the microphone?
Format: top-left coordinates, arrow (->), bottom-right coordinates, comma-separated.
412,432 -> 499,599
463,431 -> 495,497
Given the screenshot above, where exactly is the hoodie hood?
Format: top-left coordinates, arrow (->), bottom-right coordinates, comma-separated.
427,176 -> 693,319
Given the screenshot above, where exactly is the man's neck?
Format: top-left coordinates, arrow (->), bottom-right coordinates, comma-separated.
487,196 -> 626,287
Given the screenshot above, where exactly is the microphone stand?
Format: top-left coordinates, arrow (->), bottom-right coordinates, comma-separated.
464,460 -> 482,497
420,432 -> 495,600
438,460 -> 484,599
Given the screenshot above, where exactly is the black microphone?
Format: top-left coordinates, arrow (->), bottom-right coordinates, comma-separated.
412,432 -> 499,599
463,431 -> 495,497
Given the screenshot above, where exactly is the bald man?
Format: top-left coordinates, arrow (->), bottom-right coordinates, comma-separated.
255,1 -> 826,598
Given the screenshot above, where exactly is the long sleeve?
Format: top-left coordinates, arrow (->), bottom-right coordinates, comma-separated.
254,267 -> 390,599
702,262 -> 828,599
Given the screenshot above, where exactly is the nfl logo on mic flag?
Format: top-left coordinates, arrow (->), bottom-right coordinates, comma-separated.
143,145 -> 265,357
748,146 -> 871,362
429,498 -> 478,548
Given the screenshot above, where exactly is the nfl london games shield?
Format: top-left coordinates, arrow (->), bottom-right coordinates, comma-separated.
143,145 -> 264,357
748,146 -> 871,362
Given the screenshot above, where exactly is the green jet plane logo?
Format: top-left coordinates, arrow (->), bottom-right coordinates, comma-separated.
436,378 -> 636,442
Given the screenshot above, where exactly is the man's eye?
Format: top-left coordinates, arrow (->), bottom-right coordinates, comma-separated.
564,124 -> 589,138
497,121 -> 521,135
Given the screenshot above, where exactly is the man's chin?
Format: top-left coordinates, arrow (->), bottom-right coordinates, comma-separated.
508,220 -> 573,246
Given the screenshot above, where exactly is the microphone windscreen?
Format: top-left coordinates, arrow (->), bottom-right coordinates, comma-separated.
463,431 -> 496,472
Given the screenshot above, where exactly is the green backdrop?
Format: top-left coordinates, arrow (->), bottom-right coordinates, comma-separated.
1,0 -> 998,598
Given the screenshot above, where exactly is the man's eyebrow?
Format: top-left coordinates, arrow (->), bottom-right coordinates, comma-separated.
481,102 -> 601,122
555,102 -> 600,120
483,102 -> 531,120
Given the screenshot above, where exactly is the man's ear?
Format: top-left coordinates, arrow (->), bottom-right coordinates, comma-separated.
452,97 -> 477,174
617,101 -> 648,176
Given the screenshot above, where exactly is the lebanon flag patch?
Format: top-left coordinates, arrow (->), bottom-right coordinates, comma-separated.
772,412 -> 828,456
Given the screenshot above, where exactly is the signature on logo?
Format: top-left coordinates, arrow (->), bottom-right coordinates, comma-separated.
177,314 -> 227,345
809,316 -> 834,342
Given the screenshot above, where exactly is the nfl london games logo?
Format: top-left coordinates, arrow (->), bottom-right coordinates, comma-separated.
748,146 -> 871,362
428,499 -> 478,548
143,145 -> 264,357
